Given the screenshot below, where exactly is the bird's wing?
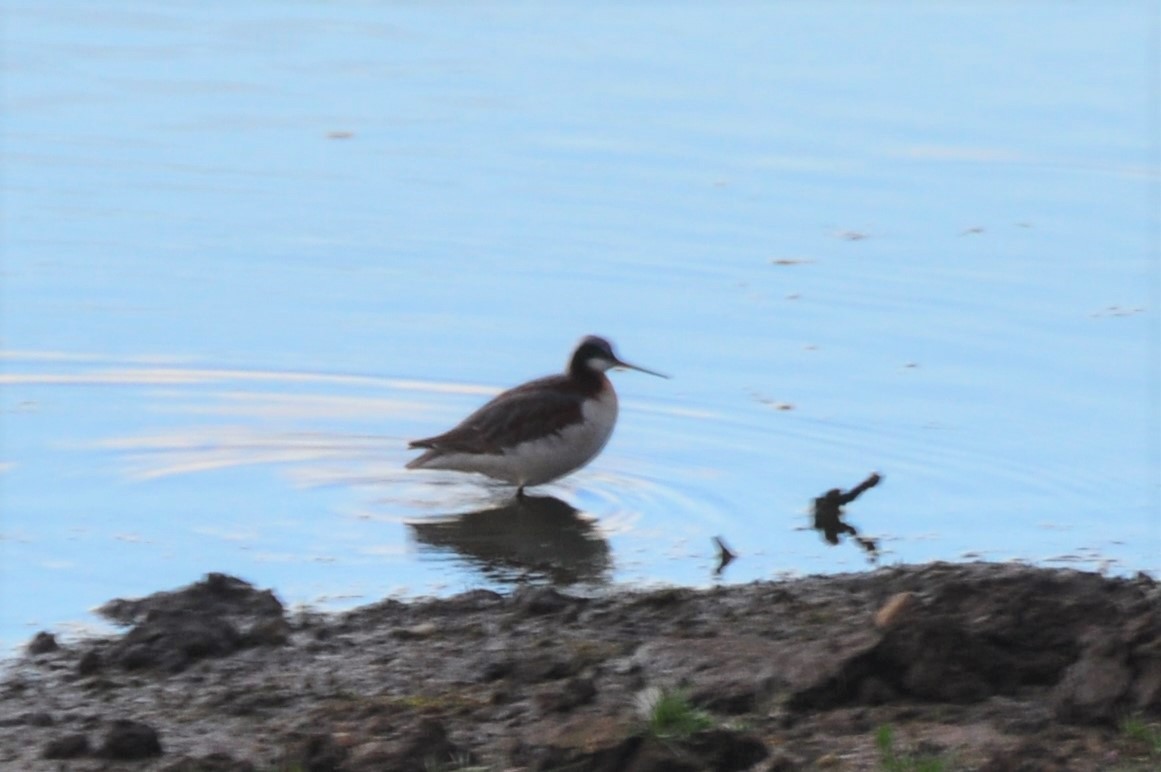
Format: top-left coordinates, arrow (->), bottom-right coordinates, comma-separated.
409,376 -> 586,455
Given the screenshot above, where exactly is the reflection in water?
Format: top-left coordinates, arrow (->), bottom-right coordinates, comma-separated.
408,494 -> 612,586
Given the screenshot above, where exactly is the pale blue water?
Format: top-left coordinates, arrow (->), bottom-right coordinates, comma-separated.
2,3 -> 1157,652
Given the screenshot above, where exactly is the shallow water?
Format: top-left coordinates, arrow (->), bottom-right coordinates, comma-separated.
2,3 -> 1157,651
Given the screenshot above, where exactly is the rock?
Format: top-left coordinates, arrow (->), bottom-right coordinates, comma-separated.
110,609 -> 242,672
42,733 -> 89,759
98,572 -> 283,626
1052,650 -> 1133,724
790,580 -> 1138,710
885,615 -> 1018,702
101,573 -> 286,669
785,631 -> 882,710
98,573 -> 287,672
27,631 -> 58,655
99,719 -> 162,759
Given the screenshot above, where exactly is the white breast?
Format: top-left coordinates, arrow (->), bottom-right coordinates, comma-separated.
504,389 -> 618,486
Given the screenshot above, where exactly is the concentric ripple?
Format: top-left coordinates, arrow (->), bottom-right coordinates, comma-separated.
1,350 -> 1152,655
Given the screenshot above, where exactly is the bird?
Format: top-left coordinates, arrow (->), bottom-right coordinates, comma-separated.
406,335 -> 667,494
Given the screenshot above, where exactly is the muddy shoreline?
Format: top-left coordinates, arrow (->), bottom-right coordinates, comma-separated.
2,562 -> 1159,771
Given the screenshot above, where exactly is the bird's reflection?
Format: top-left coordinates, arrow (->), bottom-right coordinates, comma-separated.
407,494 -> 612,586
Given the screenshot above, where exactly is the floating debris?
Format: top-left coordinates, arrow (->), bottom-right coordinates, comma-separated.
836,229 -> 869,241
811,472 -> 882,560
712,535 -> 736,577
750,390 -> 795,411
1090,305 -> 1145,318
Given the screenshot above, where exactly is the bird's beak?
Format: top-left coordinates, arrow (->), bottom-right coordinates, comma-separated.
613,357 -> 669,379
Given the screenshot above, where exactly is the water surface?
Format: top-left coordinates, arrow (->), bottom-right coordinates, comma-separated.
2,3 -> 1157,651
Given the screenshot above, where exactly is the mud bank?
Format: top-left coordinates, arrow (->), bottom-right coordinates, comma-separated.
2,562 -> 1160,771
